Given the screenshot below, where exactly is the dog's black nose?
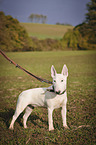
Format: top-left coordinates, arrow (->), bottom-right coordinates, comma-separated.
56,91 -> 61,94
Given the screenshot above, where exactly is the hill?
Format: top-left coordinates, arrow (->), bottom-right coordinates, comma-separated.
20,23 -> 73,40
0,12 -> 74,52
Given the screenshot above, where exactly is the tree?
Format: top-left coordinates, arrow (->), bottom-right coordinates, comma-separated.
41,15 -> 47,24
85,0 -> 96,44
29,14 -> 34,22
0,12 -> 33,51
28,14 -> 47,24
62,0 -> 96,50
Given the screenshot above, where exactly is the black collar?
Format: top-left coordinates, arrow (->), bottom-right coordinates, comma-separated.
47,86 -> 66,95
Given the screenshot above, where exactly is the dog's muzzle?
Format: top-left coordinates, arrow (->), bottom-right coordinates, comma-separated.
47,86 -> 66,95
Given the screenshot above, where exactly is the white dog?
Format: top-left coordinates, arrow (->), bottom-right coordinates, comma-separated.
9,65 -> 69,131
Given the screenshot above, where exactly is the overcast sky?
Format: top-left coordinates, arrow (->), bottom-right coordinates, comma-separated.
0,0 -> 90,26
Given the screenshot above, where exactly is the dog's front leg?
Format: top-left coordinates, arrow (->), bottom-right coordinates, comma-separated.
61,105 -> 69,129
48,108 -> 54,131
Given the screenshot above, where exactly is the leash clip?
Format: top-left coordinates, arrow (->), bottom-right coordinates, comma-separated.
16,64 -> 19,68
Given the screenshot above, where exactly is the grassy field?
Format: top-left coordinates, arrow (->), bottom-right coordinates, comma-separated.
0,51 -> 96,144
20,23 -> 73,39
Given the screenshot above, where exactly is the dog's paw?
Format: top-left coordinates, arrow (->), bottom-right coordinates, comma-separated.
24,125 -> 28,129
49,126 -> 54,131
64,125 -> 69,130
9,125 -> 14,130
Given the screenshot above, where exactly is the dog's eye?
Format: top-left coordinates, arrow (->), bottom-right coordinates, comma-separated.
61,80 -> 63,82
54,80 -> 56,83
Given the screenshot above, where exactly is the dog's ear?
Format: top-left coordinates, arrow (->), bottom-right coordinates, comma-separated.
61,65 -> 68,77
51,65 -> 57,78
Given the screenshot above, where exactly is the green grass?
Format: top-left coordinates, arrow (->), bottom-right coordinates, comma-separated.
0,51 -> 96,144
20,23 -> 73,39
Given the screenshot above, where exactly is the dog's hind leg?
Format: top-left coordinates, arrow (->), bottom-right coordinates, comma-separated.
9,102 -> 28,130
23,106 -> 33,128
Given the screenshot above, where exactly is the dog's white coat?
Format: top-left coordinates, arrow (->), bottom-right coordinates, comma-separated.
9,65 -> 69,131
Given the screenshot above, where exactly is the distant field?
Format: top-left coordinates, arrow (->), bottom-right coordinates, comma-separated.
20,23 -> 73,39
0,51 -> 96,144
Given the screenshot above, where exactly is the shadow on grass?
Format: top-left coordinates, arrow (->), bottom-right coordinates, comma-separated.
28,112 -> 48,128
0,108 -> 14,128
0,107 -> 48,129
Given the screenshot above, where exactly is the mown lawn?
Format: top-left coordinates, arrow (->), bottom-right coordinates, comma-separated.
0,51 -> 96,144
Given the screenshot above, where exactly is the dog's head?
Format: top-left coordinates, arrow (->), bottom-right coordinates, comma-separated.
51,65 -> 68,95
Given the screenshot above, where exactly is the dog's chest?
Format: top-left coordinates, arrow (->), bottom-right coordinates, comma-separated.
53,96 -> 65,108
45,93 -> 66,109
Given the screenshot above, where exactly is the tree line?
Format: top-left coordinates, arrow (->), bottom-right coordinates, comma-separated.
62,0 -> 96,50
0,0 -> 95,52
56,22 -> 72,26
29,14 -> 47,24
